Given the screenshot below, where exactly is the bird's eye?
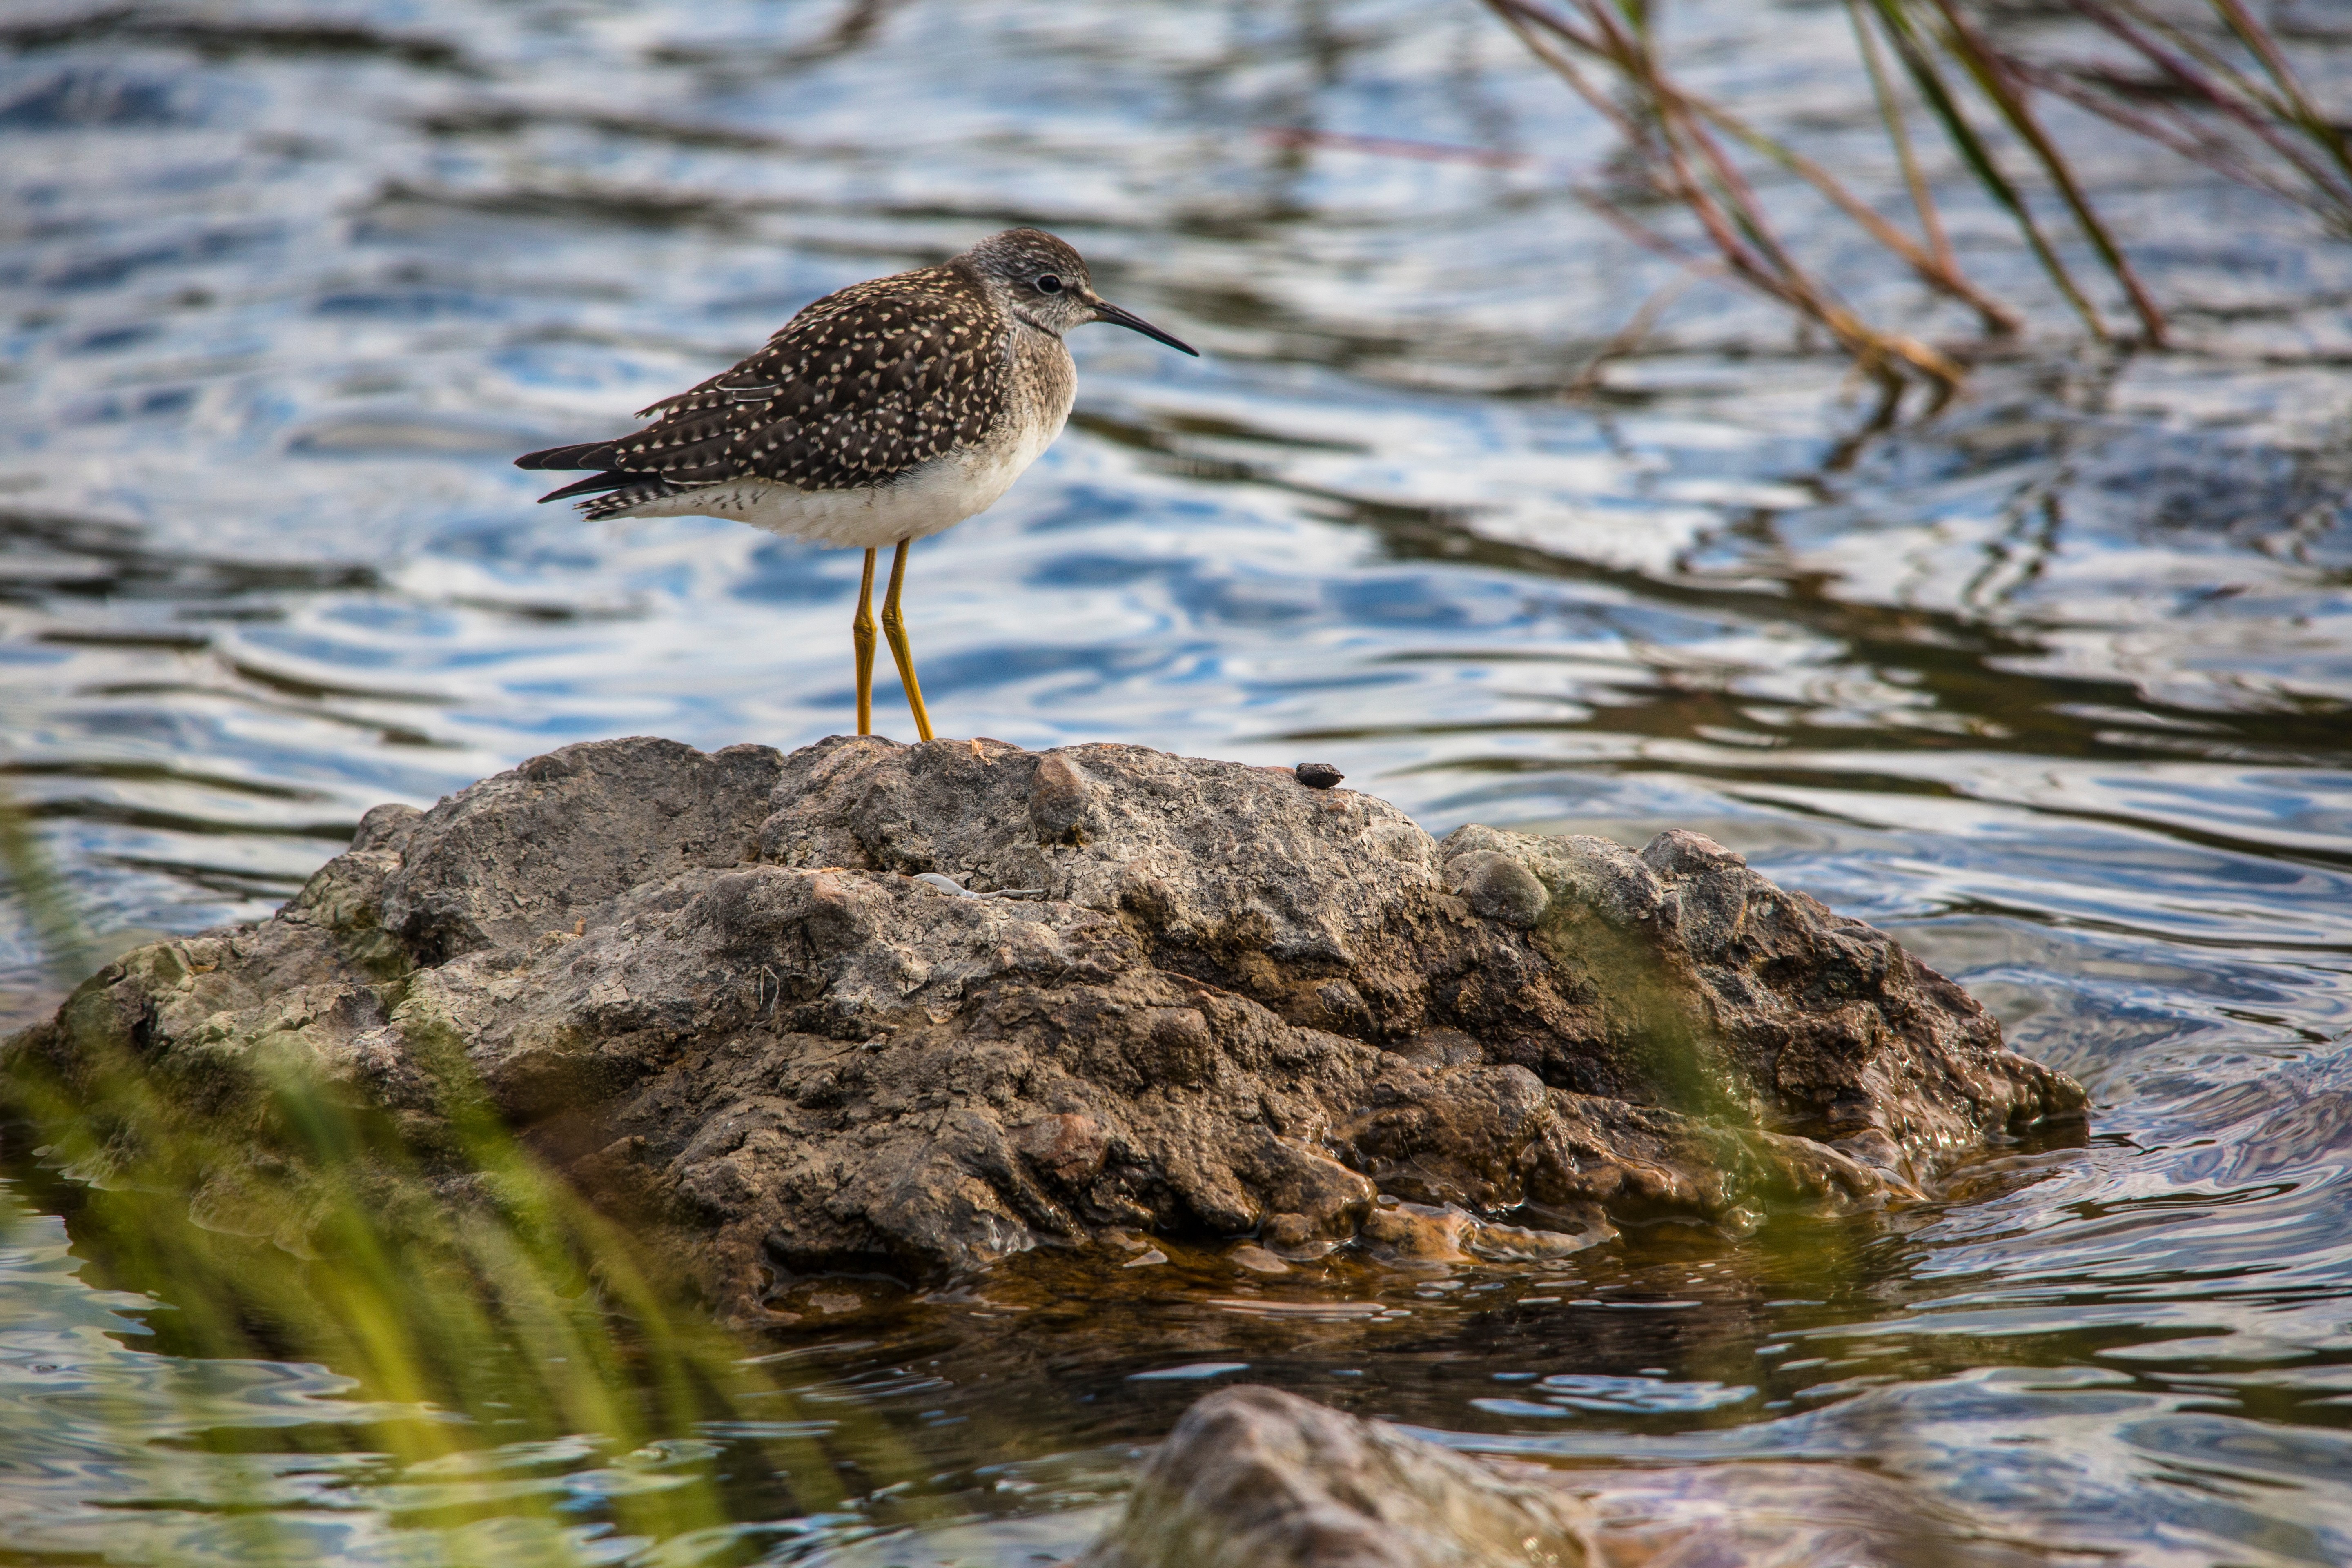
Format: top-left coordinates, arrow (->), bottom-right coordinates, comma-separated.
1035,274 -> 1063,294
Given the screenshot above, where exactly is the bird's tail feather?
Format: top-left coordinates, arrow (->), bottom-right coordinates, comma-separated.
514,440 -> 620,472
534,469 -> 638,504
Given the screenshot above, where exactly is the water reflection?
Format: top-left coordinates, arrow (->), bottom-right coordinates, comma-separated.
4,0 -> 2351,1562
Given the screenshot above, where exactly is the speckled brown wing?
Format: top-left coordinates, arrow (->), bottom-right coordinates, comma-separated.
520,264 -> 1009,503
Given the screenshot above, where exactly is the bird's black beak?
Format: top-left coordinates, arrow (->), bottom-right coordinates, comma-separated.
1085,293 -> 1199,357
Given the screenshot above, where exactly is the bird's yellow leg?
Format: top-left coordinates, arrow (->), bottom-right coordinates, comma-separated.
880,539 -> 934,742
853,548 -> 878,736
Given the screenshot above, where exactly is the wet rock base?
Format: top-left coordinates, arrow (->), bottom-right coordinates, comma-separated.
2,735 -> 2083,1316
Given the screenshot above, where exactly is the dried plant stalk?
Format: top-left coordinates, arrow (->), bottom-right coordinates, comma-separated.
1489,0 -> 1969,389
1490,0 -> 2345,390
1918,0 -> 2169,343
1861,0 -> 2115,339
2023,0 -> 2352,232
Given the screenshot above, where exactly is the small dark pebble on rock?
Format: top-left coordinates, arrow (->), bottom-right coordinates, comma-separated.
1294,762 -> 1344,790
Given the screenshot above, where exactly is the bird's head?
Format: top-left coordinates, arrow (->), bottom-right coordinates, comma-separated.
958,228 -> 1198,356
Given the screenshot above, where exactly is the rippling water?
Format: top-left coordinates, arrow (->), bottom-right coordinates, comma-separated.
4,1 -> 2351,1563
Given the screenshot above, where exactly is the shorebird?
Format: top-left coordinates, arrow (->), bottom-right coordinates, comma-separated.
514,229 -> 1197,740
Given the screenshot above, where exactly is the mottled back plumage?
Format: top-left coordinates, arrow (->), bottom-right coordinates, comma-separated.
518,256 -> 1035,519
515,226 -> 1194,544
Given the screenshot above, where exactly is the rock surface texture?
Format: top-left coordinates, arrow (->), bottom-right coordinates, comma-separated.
4,736 -> 2084,1311
1074,1385 -> 1598,1568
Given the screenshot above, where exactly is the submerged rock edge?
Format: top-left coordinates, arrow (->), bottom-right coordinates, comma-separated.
1075,1384 -> 1600,1568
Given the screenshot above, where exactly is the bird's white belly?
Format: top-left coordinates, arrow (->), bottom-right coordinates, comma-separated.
617,419 -> 1060,549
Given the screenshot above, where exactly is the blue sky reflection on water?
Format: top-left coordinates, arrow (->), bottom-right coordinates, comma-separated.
2,0 -> 2351,1562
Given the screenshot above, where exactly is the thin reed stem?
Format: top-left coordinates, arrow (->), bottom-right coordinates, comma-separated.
1487,0 -> 2337,384
1850,0 -> 1959,281
1922,0 -> 2169,343
1489,0 -> 1967,389
2207,0 -> 2352,192
1864,0 -> 2113,339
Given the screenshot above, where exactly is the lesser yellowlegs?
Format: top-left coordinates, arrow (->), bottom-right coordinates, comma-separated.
515,228 -> 1197,739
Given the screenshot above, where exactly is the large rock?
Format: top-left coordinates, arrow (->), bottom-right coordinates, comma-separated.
1074,1385 -> 1598,1568
2,735 -> 2082,1312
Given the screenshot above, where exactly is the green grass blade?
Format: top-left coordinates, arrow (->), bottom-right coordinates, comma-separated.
0,782 -> 94,987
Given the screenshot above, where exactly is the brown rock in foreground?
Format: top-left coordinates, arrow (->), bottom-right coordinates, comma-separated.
2,735 -> 2083,1312
1078,1384 -> 2043,1568
1074,1385 -> 1598,1568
